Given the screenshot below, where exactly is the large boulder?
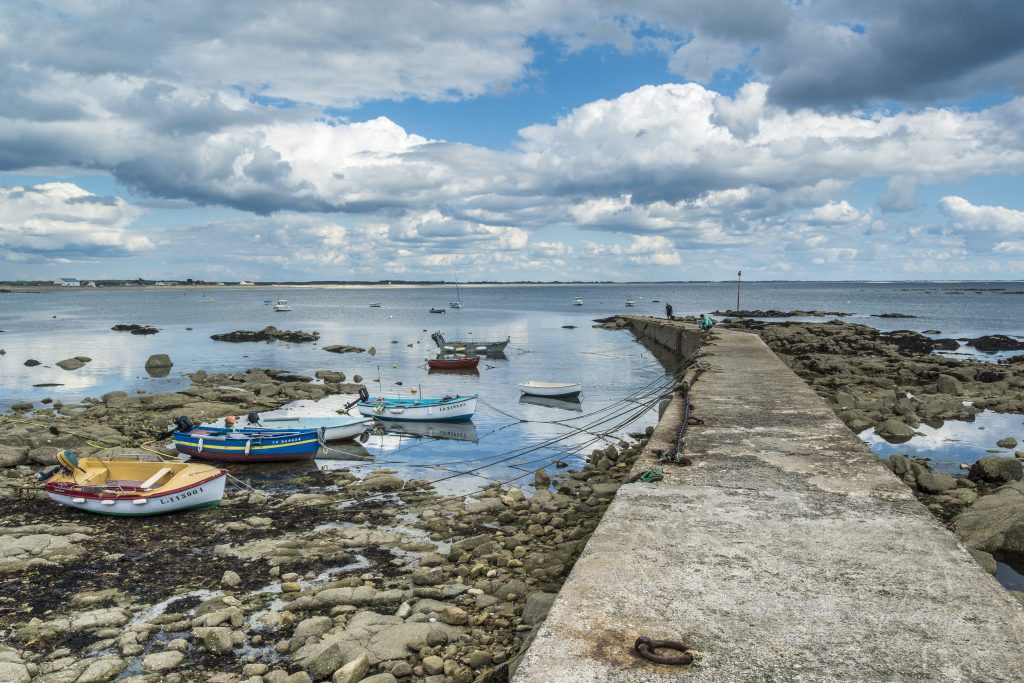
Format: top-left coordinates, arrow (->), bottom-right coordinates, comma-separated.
936,374 -> 962,395
144,354 -> 173,378
145,353 -> 173,369
0,445 -> 28,468
875,419 -> 916,442
316,370 -> 345,383
333,653 -> 370,683
953,481 -> 1024,553
916,471 -> 958,494
56,357 -> 86,370
969,456 -> 1024,485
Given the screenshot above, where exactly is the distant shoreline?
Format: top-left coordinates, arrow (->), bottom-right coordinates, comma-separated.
4,282 -> 622,294
5,279 -> 1024,294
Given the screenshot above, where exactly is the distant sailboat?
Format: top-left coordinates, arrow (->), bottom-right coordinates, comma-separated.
449,282 -> 463,309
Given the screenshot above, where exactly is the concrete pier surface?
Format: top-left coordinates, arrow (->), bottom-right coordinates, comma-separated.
514,320 -> 1024,682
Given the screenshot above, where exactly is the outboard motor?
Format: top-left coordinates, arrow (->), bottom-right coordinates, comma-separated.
246,411 -> 261,425
342,387 -> 371,413
155,416 -> 196,441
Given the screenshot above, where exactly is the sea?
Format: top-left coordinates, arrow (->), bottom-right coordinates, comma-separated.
3,281 -> 1024,585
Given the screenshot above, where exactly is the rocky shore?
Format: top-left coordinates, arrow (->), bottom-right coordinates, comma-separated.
710,309 -> 850,317
0,366 -> 655,682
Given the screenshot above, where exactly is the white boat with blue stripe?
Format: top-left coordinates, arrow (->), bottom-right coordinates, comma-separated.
356,394 -> 477,422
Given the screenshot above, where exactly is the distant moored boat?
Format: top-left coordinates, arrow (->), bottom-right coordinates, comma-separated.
518,381 -> 582,398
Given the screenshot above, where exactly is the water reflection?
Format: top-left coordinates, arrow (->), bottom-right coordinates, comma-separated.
380,421 -> 479,442
863,410 -> 1024,474
519,394 -> 583,412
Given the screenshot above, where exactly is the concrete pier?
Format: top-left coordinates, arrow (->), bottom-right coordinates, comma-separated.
513,319 -> 1024,682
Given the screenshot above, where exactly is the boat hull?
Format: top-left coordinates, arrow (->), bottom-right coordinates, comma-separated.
518,383 -> 582,397
432,332 -> 509,355
357,395 -> 476,422
46,472 -> 226,517
230,417 -> 372,442
427,356 -> 480,369
173,429 -> 321,463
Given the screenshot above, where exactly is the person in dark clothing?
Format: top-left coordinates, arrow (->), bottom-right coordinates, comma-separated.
665,303 -> 674,320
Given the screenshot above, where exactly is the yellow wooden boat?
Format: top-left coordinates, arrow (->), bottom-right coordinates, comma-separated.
43,451 -> 226,516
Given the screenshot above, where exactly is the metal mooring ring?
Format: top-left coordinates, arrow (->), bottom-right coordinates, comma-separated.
633,636 -> 694,666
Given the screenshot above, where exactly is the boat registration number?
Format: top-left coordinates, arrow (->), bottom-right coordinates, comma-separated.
159,486 -> 205,505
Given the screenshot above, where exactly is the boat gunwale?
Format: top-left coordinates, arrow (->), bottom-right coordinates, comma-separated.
357,394 -> 477,408
44,470 -> 226,501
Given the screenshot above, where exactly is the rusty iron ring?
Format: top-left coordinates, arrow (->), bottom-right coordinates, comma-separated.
633,637 -> 694,665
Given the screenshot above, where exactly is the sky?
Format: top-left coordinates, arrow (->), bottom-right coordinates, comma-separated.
3,1 -> 1024,282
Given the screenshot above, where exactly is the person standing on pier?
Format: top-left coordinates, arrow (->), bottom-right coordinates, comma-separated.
665,303 -> 673,320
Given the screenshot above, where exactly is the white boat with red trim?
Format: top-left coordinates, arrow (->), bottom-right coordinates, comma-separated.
42,451 -> 226,517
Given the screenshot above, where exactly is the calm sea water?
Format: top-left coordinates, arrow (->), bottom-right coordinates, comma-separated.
4,281 -> 1024,581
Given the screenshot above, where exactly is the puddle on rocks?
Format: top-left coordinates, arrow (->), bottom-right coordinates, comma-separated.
862,411 -> 1024,592
862,410 -> 1024,475
995,554 -> 1024,592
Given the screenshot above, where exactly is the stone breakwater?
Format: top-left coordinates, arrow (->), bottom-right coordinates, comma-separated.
516,317 -> 1024,682
0,365 -> 659,682
720,317 -> 1024,586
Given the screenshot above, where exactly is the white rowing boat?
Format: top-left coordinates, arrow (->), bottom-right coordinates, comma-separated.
250,414 -> 372,441
44,452 -> 226,517
517,381 -> 582,397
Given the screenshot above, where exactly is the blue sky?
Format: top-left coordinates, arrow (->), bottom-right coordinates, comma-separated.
2,1 -> 1024,282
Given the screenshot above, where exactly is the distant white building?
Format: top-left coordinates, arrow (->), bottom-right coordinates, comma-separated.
53,278 -> 81,287
239,280 -> 255,286
83,281 -> 97,287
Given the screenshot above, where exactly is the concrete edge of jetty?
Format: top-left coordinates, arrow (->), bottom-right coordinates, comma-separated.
513,316 -> 1024,682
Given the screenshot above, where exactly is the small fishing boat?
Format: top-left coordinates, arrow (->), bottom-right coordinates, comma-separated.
625,298 -> 637,307
235,414 -> 372,442
173,427 -> 321,462
519,394 -> 583,412
357,394 -> 477,422
369,302 -> 382,308
273,299 -> 292,312
518,381 -> 582,398
429,308 -> 446,314
573,297 -> 583,306
43,451 -> 226,516
427,355 -> 480,370
431,331 -> 510,355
